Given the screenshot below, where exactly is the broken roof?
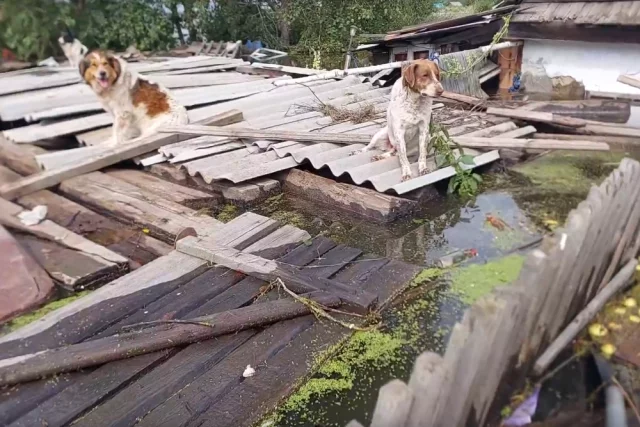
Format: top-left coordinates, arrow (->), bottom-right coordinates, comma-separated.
512,0 -> 640,26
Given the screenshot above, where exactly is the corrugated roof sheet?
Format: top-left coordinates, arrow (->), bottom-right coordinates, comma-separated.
156,77 -> 516,195
513,1 -> 640,25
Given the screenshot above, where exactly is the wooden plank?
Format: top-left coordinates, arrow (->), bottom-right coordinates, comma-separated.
618,73 -> 640,90
0,295 -> 339,387
533,133 -> 640,149
16,235 -> 122,291
184,317 -> 344,427
370,380 -> 414,427
0,225 -> 55,322
0,251 -> 209,358
452,136 -> 610,151
277,236 -> 337,265
160,124 -> 374,144
0,135 -> 44,176
0,371 -> 84,426
72,334 -> 252,427
58,172 -> 223,243
105,169 -> 222,209
92,267 -> 246,339
284,169 -> 417,223
7,222 -> 308,426
0,110 -> 243,200
0,197 -> 128,266
207,212 -> 281,250
243,224 -> 311,258
6,351 -> 172,427
360,259 -> 423,305
176,236 -> 378,312
134,317 -> 315,427
303,244 -> 364,278
0,165 -> 171,267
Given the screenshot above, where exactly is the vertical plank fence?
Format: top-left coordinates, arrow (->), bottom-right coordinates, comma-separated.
349,158 -> 640,427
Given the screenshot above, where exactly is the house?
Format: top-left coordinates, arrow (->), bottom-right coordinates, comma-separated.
509,0 -> 640,101
355,5 -> 517,64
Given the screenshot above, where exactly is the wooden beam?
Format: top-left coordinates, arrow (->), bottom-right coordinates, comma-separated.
160,124 -> 373,145
452,136 -> 610,151
283,169 -> 417,223
508,22 -> 640,45
0,110 -> 243,200
440,91 -> 484,108
486,107 -> 589,127
176,236 -> 378,313
533,133 -> 640,150
0,225 -> 55,322
0,294 -> 341,386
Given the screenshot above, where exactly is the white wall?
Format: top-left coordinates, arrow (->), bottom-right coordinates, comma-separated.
521,39 -> 640,96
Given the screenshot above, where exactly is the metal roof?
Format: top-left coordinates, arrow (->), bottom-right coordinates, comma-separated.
145,76 -> 516,195
513,1 -> 640,25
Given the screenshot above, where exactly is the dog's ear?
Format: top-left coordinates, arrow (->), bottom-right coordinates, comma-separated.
402,63 -> 419,90
107,54 -> 122,80
79,55 -> 91,81
430,60 -> 441,81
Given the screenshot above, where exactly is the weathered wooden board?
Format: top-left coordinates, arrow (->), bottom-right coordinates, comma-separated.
0,294 -> 340,386
0,199 -> 128,266
134,317 -> 315,427
0,225 -> 55,322
105,169 -> 222,209
58,172 -> 223,243
176,236 -> 378,312
284,169 -> 417,223
0,165 -> 171,267
0,110 -> 243,200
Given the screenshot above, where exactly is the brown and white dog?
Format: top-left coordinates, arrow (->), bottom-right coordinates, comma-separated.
79,50 -> 188,145
355,59 -> 444,181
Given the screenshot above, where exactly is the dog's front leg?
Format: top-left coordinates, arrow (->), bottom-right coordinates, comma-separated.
418,123 -> 430,176
112,112 -> 133,145
394,128 -> 412,181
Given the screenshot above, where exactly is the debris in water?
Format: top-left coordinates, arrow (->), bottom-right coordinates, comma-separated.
588,323 -> 608,338
601,343 -> 616,358
614,307 -> 627,315
18,205 -> 47,226
624,297 -> 637,308
436,248 -> 478,268
486,214 -> 511,231
503,385 -> 540,426
243,365 -> 256,378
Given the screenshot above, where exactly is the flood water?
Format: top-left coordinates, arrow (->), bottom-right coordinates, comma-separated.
253,152 -> 630,427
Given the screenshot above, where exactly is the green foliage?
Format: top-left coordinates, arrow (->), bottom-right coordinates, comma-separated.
78,0 -> 175,52
430,123 -> 483,197
0,0 -> 74,61
286,0 -> 436,68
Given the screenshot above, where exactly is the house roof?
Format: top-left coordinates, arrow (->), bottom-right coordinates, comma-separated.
366,5 -> 517,44
512,0 -> 640,26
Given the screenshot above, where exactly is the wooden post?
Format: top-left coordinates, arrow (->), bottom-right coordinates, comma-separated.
370,379 -> 414,427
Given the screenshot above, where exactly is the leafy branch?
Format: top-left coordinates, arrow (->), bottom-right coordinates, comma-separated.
430,123 -> 483,197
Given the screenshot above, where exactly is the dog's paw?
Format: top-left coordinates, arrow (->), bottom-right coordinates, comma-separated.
371,154 -> 383,162
349,149 -> 363,157
419,163 -> 429,176
401,170 -> 413,182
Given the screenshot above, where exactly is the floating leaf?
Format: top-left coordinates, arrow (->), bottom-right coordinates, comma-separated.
608,322 -> 622,331
630,315 -> 640,323
601,343 -> 616,358
588,323 -> 608,338
142,228 -> 150,234
624,298 -> 638,308
543,219 -> 558,228
614,307 -> 627,315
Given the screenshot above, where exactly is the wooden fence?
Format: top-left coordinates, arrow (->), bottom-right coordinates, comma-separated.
348,158 -> 640,427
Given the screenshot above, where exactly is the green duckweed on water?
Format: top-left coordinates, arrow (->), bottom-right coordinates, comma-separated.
1,290 -> 91,335
449,254 -> 525,304
409,268 -> 444,288
279,330 -> 405,416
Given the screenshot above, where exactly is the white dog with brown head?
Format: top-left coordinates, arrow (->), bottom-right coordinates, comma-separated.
355,59 -> 444,181
79,50 -> 188,145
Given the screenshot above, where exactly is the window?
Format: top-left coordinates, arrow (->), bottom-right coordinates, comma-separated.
394,52 -> 408,61
414,50 -> 430,60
